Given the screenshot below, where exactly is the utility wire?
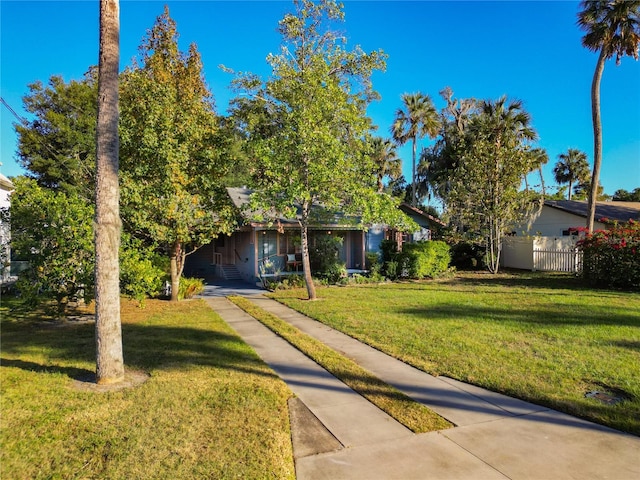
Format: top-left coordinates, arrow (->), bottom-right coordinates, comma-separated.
1,96 -> 28,126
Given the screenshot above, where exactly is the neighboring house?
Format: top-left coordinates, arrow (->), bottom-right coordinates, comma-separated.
0,172 -> 14,282
184,187 -> 442,284
503,200 -> 640,272
512,200 -> 640,237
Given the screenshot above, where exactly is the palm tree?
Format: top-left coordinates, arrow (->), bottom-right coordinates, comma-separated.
369,137 -> 402,192
577,0 -> 640,232
391,93 -> 439,207
95,0 -> 124,384
553,149 -> 590,200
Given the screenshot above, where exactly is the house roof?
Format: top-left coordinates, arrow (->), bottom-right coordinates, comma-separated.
226,187 -> 360,229
0,173 -> 13,191
399,203 -> 446,227
544,200 -> 640,223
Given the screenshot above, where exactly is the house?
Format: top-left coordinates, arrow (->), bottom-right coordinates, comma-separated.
513,200 -> 640,237
0,172 -> 14,282
184,187 -> 443,284
502,200 -> 640,272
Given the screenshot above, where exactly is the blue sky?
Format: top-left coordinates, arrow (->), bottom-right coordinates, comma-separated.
1,0 -> 639,196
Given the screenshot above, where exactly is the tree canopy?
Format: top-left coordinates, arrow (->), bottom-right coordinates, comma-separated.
229,0 -> 411,299
424,90 -> 544,272
119,6 -> 235,300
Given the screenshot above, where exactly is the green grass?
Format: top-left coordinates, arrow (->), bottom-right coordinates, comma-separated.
228,296 -> 452,433
269,271 -> 640,436
1,298 -> 295,479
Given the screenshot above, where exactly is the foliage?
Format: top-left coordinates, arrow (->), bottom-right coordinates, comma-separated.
9,177 -> 94,316
178,276 -> 205,300
1,299 -> 294,478
310,234 -> 347,284
425,90 -> 544,273
553,148 -> 590,200
120,235 -> 168,304
368,136 -> 402,192
577,220 -> 640,290
228,0 -> 409,299
397,241 -> 451,279
263,274 -> 306,291
449,241 -> 485,270
612,187 -> 640,201
16,70 -> 98,199
119,6 -> 235,301
577,0 -> 640,231
391,92 -> 440,207
271,272 -> 640,435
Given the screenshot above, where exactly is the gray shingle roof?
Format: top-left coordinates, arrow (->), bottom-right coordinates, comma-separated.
544,200 -> 640,223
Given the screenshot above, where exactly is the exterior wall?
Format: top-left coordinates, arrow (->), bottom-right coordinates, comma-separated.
0,175 -> 13,282
515,205 -> 606,237
501,237 -> 534,270
501,236 -> 581,272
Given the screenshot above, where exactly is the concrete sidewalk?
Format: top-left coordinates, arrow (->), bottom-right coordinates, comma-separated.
203,295 -> 640,480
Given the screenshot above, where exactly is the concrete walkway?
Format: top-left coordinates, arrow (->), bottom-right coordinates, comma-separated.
202,294 -> 640,480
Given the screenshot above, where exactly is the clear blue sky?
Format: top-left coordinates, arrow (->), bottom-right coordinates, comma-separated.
1,0 -> 639,196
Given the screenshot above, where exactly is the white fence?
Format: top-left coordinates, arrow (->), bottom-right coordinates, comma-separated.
502,237 -> 583,273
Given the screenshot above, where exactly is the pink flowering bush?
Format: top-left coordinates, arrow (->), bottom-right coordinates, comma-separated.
577,219 -> 640,290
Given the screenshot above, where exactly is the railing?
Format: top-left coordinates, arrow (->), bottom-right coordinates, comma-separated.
211,252 -> 222,265
533,249 -> 583,273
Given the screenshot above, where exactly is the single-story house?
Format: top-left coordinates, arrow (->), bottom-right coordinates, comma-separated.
512,200 -> 640,237
184,187 -> 443,284
502,200 -> 640,272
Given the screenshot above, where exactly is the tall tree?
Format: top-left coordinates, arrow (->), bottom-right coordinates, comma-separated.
369,136 -> 402,192
95,0 -> 124,384
120,6 -> 234,301
391,92 -> 439,207
230,0 -> 408,300
553,148 -> 590,200
429,95 -> 543,273
577,0 -> 640,231
15,71 -> 98,198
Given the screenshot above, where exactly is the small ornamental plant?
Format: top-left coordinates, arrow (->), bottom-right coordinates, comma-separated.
577,219 -> 640,290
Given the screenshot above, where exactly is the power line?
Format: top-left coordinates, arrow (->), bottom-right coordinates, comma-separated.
0,97 -> 28,126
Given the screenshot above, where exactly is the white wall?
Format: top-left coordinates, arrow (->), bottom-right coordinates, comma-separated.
514,205 -> 606,237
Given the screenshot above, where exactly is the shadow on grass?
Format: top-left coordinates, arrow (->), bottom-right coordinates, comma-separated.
396,302 -> 640,328
1,320 -> 280,381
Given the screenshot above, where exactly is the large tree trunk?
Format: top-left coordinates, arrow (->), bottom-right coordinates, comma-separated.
587,50 -> 606,233
300,202 -> 316,300
411,136 -> 417,207
95,0 -> 124,385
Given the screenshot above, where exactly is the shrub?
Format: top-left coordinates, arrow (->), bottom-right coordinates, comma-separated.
449,241 -> 485,270
120,236 -> 168,304
10,177 -> 94,317
397,241 -> 451,279
310,234 -> 346,284
178,277 -> 205,300
577,220 -> 640,291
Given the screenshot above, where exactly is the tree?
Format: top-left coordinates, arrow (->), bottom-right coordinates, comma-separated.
391,92 -> 439,207
613,187 -> 640,201
369,136 -> 402,192
95,0 -> 124,384
229,0 -> 409,300
577,0 -> 640,232
10,177 -> 94,317
15,71 -> 98,199
553,148 -> 590,200
119,6 -> 235,301
429,95 -> 543,273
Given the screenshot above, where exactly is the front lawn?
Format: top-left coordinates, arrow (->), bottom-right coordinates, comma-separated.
270,272 -> 640,436
1,299 -> 295,479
